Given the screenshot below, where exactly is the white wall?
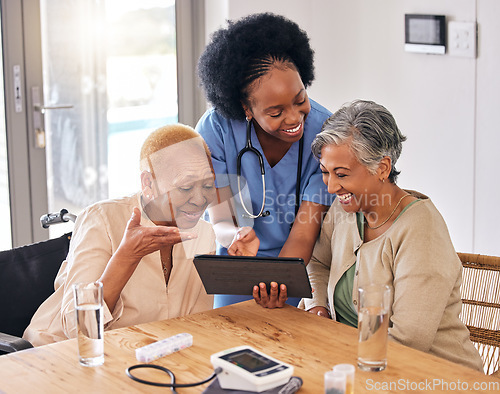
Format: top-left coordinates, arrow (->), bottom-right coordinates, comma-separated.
475,0 -> 500,256
204,0 -> 500,256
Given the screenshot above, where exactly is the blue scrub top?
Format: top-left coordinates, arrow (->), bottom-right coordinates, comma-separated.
196,99 -> 335,307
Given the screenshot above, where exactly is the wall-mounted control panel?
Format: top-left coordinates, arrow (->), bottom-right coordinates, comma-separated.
404,14 -> 478,58
405,14 -> 446,55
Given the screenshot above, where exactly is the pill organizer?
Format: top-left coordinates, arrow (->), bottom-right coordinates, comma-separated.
135,333 -> 193,363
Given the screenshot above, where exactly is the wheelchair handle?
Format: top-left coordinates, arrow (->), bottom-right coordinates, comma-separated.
40,209 -> 77,228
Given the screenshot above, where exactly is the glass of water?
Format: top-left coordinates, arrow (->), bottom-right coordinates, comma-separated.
73,281 -> 104,367
357,284 -> 391,372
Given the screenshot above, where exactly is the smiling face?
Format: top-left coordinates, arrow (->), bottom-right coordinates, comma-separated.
142,140 -> 216,229
243,66 -> 311,144
319,143 -> 384,214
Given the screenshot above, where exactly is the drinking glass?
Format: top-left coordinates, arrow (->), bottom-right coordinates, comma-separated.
357,284 -> 391,372
73,281 -> 104,366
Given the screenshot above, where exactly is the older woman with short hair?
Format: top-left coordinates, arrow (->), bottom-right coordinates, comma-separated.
303,100 -> 483,371
24,124 -> 226,346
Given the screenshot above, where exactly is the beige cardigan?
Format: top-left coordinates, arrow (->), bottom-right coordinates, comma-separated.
303,191 -> 483,372
23,193 -> 215,346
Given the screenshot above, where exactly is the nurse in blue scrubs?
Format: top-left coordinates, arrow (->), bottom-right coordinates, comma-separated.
196,13 -> 335,308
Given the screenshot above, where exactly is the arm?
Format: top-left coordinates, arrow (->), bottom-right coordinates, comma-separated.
98,208 -> 193,311
60,206 -> 193,337
208,186 -> 238,247
387,211 -> 462,352
302,204 -> 334,313
279,201 -> 329,263
208,186 -> 259,256
254,202 -> 332,309
196,112 -> 259,254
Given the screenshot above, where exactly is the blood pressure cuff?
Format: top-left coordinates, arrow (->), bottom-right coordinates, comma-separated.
202,376 -> 303,394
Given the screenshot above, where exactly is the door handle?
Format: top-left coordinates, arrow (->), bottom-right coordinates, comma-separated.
34,104 -> 74,114
31,86 -> 74,148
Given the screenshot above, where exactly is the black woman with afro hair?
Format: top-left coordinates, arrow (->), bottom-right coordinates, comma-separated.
196,13 -> 335,310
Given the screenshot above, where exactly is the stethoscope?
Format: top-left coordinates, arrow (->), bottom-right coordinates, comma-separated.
236,119 -> 303,219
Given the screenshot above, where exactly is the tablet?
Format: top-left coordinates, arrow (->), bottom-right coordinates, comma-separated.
193,254 -> 312,298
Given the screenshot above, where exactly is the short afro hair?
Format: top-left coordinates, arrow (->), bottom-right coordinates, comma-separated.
197,12 -> 315,121
140,123 -> 211,173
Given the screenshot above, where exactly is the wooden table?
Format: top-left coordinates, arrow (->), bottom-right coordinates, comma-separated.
0,301 -> 498,393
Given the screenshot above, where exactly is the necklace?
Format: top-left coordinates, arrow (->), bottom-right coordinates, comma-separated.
365,193 -> 411,230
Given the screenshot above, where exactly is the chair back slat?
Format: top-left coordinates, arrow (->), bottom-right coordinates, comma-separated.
458,252 -> 500,376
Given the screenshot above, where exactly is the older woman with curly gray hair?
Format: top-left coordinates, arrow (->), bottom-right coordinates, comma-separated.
303,99 -> 483,371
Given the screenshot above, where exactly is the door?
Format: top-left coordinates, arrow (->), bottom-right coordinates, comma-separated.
2,0 -> 205,247
39,0 -> 181,239
0,4 -> 10,250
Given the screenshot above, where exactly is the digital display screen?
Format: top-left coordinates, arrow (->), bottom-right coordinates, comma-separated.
222,349 -> 278,373
230,352 -> 270,369
408,19 -> 441,44
405,14 -> 445,46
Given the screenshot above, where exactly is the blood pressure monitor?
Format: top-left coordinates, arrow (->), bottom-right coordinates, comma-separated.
211,346 -> 294,392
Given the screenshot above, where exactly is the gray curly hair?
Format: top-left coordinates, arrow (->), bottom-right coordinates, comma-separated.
311,100 -> 407,183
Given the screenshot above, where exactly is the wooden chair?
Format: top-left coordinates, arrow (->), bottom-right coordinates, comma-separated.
458,252 -> 500,376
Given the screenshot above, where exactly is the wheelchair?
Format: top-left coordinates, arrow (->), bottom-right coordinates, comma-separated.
0,209 -> 76,355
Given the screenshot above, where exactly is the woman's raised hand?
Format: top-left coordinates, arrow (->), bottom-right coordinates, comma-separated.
227,226 -> 259,256
117,207 -> 197,263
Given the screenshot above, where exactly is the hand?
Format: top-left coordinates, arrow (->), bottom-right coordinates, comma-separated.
253,282 -> 287,308
307,306 -> 330,318
227,227 -> 259,256
116,207 -> 197,263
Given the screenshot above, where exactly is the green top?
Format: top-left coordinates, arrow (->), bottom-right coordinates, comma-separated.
333,213 -> 362,328
333,199 -> 421,328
